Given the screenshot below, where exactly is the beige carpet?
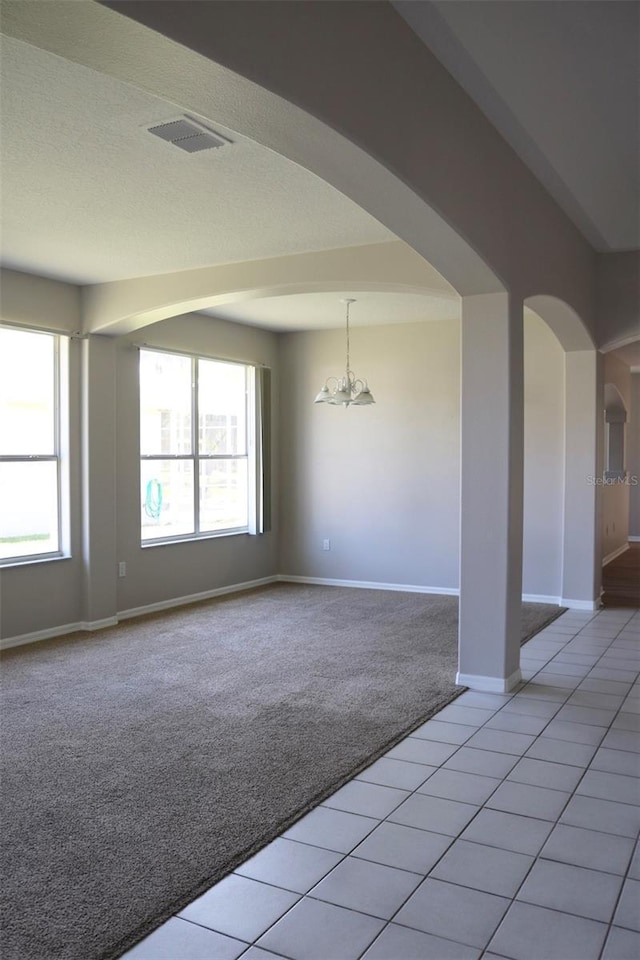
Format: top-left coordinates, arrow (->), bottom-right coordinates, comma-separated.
0,584 -> 563,960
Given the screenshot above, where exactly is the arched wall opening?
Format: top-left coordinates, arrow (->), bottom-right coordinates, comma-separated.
602,381 -> 631,564
524,295 -> 600,607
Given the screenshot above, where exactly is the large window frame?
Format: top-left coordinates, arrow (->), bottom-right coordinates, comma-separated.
139,347 -> 261,545
0,325 -> 68,566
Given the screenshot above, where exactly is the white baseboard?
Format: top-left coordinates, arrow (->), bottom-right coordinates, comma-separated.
277,575 -> 459,595
1,575 -> 574,651
522,593 -> 562,605
117,576 -> 279,620
559,597 -> 600,611
281,577 -> 567,609
603,544 -> 630,567
1,617 -> 119,651
456,667 -> 522,693
628,536 -> 640,543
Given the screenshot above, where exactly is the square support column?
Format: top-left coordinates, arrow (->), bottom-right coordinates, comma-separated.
561,350 -> 601,608
81,335 -> 118,627
458,292 -> 524,692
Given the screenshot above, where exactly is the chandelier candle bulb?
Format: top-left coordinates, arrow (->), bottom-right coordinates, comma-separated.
313,299 -> 376,407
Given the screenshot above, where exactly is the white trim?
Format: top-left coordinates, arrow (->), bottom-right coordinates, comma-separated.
117,576 -> 278,620
277,575 -> 459,595
281,577 -> 565,608
600,332 -> 640,353
602,544 -> 630,567
628,535 -> 640,543
1,617 -> 118,651
559,597 -> 600,611
456,667 -> 522,693
521,593 -> 562,605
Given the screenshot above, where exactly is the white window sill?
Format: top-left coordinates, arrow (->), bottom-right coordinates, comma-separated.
141,529 -> 249,549
0,553 -> 71,570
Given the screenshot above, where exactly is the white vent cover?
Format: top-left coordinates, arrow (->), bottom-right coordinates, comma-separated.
148,117 -> 231,153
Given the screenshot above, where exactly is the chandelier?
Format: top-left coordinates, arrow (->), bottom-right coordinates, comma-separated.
314,299 -> 376,406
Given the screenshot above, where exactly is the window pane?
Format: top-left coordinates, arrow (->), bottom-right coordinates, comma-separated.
0,460 -> 59,558
198,360 -> 247,455
0,328 -> 55,455
199,459 -> 248,532
140,351 -> 192,456
141,460 -> 194,540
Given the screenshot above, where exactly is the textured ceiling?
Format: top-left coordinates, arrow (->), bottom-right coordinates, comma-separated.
395,0 -> 639,252
0,35 -> 394,285
202,290 -> 460,332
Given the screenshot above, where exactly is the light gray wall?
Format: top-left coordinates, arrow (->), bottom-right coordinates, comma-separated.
1,306 -> 279,641
279,320 -> 461,589
602,353 -> 632,560
278,314 -> 566,599
629,373 -> 640,539
0,300 -> 83,638
523,314 -> 565,597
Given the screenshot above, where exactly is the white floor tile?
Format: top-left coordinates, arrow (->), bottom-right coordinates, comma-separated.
463,728 -> 536,756
122,918 -> 247,960
361,923 -> 481,960
443,746 -> 519,779
613,878 -> 640,932
516,859 -> 623,922
540,823 -> 635,875
416,767 -> 501,805
177,875 -> 299,942
387,792 -> 479,837
430,838 -> 533,898
410,719 -> 475,745
308,855 -> 422,919
282,806 -> 378,853
525,736 -> 597,767
256,897 -> 385,960
394,878 -> 510,949
322,779 -> 409,818
484,780 -> 570,821
560,794 -> 640,838
355,756 -> 436,790
385,737 -> 459,766
351,820 -> 452,874
589,746 -> 640,776
234,838 -> 343,893
576,769 -> 640,805
459,808 -> 553,856
602,926 -> 640,960
488,900 -> 608,960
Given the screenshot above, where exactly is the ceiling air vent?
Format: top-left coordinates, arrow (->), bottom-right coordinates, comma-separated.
148,117 -> 231,153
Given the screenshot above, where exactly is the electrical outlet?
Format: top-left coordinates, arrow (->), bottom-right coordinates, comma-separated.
118,561 -> 127,578
323,539 -> 331,551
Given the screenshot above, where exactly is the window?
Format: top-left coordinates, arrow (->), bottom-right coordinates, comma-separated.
140,349 -> 264,543
0,327 -> 65,563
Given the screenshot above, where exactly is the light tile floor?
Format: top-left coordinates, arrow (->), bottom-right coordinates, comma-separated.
124,606 -> 640,960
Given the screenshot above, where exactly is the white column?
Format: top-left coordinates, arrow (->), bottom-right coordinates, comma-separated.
81,335 -> 118,627
561,350 -> 601,608
458,292 -> 524,692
